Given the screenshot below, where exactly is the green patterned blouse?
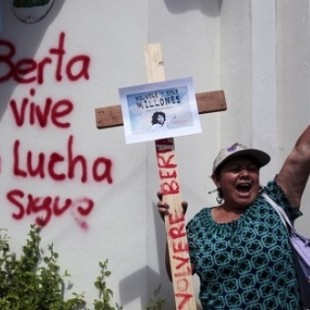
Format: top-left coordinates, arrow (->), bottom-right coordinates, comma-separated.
186,180 -> 302,309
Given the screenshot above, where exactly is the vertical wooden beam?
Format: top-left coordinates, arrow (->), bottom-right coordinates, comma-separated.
144,43 -> 197,310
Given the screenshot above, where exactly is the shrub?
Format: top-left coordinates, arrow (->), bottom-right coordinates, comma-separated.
0,225 -> 165,310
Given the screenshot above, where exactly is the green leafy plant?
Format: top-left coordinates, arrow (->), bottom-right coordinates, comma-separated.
0,225 -> 165,310
93,259 -> 122,310
145,285 -> 165,310
0,225 -> 85,310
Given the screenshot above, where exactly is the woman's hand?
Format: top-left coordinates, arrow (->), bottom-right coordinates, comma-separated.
156,191 -> 188,221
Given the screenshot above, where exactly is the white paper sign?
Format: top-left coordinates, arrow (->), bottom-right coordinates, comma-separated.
119,77 -> 201,144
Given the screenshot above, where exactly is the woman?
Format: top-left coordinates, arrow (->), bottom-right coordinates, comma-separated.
151,111 -> 166,131
157,124 -> 310,309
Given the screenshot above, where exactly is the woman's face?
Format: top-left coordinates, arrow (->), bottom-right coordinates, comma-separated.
157,114 -> 165,124
213,157 -> 260,208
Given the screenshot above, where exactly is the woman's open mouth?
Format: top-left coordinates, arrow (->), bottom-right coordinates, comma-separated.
236,182 -> 252,194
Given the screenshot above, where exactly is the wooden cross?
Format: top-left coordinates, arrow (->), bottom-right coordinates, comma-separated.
95,43 -> 227,310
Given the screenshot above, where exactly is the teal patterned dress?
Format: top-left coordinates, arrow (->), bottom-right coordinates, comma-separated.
186,180 -> 302,309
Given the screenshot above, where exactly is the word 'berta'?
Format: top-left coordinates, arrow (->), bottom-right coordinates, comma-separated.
0,32 -> 90,84
156,138 -> 180,195
156,138 -> 194,309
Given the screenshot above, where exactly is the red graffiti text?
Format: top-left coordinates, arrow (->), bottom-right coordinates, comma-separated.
13,135 -> 113,184
0,32 -> 90,84
10,88 -> 73,128
2,32 -> 112,228
7,189 -> 94,227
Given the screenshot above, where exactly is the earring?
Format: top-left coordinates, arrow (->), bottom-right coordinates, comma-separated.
216,196 -> 223,204
216,188 -> 224,204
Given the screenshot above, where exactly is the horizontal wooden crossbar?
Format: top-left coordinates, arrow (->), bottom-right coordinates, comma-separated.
95,90 -> 226,129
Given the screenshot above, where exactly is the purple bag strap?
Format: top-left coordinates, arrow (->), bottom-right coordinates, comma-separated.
262,193 -> 296,234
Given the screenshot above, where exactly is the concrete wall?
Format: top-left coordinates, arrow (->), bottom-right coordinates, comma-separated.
0,1 -> 309,309
220,0 -> 310,235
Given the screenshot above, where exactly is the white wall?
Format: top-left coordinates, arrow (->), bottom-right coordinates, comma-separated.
220,0 -> 310,235
276,0 -> 310,234
0,1 -> 309,309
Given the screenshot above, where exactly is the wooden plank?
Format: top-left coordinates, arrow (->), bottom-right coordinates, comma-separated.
95,90 -> 226,129
144,43 -> 197,310
155,138 -> 197,310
